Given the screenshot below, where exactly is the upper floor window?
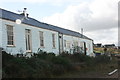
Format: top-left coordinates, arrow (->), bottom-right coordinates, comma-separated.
6,25 -> 14,46
52,34 -> 55,48
39,31 -> 44,47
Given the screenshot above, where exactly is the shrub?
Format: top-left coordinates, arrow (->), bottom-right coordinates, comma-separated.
2,51 -> 14,64
51,64 -> 66,75
52,56 -> 69,64
2,51 -> 112,78
54,56 -> 71,67
94,55 -> 110,64
70,53 -> 91,63
59,52 -> 71,58
3,57 -> 32,78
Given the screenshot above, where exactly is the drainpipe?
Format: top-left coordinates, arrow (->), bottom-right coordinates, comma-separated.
58,32 -> 60,54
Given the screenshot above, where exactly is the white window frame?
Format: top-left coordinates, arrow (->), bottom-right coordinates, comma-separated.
6,25 -> 15,47
66,41 -> 71,48
64,40 -> 66,47
74,41 -> 78,47
25,29 -> 32,52
39,31 -> 44,47
52,33 -> 56,48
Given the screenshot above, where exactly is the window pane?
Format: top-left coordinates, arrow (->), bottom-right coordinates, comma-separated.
64,40 -> 66,47
25,29 -> 31,51
8,41 -> 10,45
52,34 -> 55,48
11,41 -> 14,45
40,31 -> 44,47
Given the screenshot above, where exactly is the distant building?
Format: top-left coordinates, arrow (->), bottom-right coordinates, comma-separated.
103,44 -> 116,48
94,43 -> 102,47
118,46 -> 120,49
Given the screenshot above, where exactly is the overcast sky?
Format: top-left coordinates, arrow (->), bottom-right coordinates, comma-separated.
0,0 -> 119,45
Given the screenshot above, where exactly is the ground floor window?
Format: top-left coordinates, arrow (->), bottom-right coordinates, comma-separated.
6,25 -> 14,46
25,29 -> 32,52
52,34 -> 56,48
39,31 -> 44,47
64,40 -> 66,47
66,41 -> 71,48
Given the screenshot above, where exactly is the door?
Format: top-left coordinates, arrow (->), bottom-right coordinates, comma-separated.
83,42 -> 87,55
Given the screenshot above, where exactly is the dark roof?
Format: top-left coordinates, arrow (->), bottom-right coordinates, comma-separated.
104,44 -> 115,47
0,8 -> 92,40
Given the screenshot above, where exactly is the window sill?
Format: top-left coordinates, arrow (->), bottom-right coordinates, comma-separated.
26,50 -> 32,53
52,47 -> 56,49
7,45 -> 16,47
40,46 -> 45,48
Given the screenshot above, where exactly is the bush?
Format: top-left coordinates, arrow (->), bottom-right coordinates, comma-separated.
94,55 -> 110,64
3,57 -> 32,78
2,51 -> 14,64
69,53 -> 92,63
52,64 -> 66,75
2,51 -> 112,78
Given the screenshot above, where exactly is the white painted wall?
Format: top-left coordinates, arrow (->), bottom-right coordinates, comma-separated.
63,34 -> 93,56
63,34 -> 80,53
80,38 -> 93,56
0,19 -> 2,47
1,19 -> 59,55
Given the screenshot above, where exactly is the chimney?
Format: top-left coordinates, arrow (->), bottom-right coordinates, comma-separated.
23,8 -> 29,18
81,28 -> 83,38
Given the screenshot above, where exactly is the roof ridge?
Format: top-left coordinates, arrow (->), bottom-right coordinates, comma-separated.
0,8 -> 20,16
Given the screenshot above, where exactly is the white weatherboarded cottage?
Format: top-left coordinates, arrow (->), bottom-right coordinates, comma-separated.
0,8 -> 94,56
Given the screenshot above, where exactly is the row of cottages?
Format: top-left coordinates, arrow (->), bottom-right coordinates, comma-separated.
0,8 -> 94,56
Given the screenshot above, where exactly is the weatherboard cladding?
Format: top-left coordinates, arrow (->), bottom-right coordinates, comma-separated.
0,8 -> 92,40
